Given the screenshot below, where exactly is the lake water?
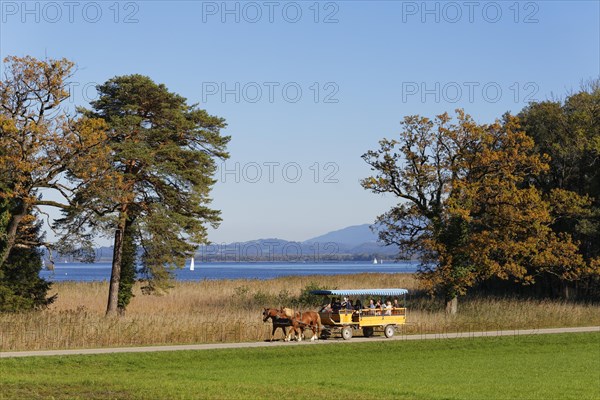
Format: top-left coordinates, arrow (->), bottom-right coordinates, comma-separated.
39,261 -> 419,282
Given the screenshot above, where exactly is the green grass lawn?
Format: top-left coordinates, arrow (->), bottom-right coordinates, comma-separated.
1,333 -> 598,400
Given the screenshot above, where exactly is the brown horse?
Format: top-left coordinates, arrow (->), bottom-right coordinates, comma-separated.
262,308 -> 292,341
286,311 -> 322,342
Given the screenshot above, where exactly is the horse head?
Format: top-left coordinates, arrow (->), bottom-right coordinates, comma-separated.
263,307 -> 281,322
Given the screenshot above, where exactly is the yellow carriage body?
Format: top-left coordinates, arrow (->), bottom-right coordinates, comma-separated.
318,308 -> 407,327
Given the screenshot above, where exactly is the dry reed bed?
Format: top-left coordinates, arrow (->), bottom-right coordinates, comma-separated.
1,274 -> 598,351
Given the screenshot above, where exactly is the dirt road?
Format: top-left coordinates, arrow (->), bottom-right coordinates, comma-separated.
1,326 -> 598,358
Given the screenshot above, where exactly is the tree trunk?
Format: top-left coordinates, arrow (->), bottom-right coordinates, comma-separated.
0,203 -> 27,268
116,216 -> 136,316
445,296 -> 458,315
562,281 -> 571,301
106,212 -> 127,316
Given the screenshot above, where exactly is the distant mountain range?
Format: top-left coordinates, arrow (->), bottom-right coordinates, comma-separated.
197,224 -> 399,262
304,224 -> 378,246
60,224 -> 401,262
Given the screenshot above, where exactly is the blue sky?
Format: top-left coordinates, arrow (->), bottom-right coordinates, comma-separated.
1,0 -> 599,245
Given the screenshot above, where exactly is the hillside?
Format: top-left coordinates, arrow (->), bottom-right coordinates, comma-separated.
303,224 -> 378,246
61,224 -> 400,262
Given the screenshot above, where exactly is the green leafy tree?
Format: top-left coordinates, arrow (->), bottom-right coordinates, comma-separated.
0,204 -> 55,311
519,82 -> 600,256
60,75 -> 230,315
519,81 -> 600,297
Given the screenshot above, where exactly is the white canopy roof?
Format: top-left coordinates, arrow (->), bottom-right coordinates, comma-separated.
310,289 -> 408,297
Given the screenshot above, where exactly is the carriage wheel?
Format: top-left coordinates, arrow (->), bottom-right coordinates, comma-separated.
384,325 -> 395,338
362,327 -> 374,338
341,326 -> 353,340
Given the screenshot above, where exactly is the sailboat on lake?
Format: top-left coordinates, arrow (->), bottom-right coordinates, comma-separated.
373,257 -> 378,265
190,257 -> 195,271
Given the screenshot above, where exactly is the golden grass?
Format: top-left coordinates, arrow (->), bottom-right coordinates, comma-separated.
1,273 -> 598,351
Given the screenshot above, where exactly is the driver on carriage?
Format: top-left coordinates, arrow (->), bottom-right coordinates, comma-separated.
331,298 -> 342,313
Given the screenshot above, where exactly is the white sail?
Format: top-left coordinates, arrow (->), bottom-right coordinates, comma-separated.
190,257 -> 195,271
373,257 -> 378,264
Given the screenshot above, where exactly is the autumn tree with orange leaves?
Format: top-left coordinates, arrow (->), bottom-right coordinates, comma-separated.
0,56 -> 108,309
362,110 -> 590,314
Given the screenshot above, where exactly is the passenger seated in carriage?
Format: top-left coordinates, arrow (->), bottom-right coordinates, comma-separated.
375,300 -> 383,315
341,297 -> 353,311
393,298 -> 401,313
319,302 -> 332,312
368,299 -> 376,315
354,299 -> 363,312
384,300 -> 393,316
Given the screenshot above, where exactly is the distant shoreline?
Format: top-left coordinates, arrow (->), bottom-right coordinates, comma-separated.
40,260 -> 419,282
49,260 -> 416,264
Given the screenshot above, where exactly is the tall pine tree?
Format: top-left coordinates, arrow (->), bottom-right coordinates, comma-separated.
59,75 -> 230,315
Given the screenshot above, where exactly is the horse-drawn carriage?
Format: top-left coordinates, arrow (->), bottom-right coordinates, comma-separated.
262,288 -> 408,342
310,288 -> 408,340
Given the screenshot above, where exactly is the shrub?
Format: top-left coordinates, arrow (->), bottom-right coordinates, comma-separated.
297,282 -> 334,307
0,246 -> 55,312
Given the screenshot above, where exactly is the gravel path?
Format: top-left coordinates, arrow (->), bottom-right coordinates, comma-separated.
1,325 -> 598,358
